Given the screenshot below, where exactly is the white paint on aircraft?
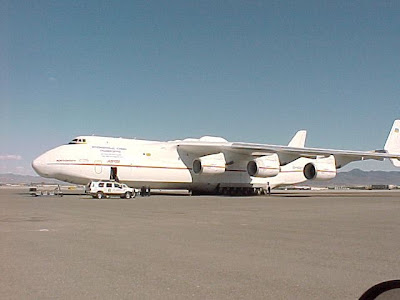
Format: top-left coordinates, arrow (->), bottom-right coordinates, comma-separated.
32,121 -> 400,195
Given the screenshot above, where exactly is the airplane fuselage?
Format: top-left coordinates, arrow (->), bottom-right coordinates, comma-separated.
32,136 -> 309,194
32,121 -> 400,194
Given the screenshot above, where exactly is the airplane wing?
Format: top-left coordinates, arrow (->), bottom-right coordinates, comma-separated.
177,141 -> 400,167
230,142 -> 400,166
177,120 -> 400,168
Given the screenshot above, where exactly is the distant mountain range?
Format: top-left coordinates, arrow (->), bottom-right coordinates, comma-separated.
307,169 -> 400,187
2,169 -> 400,187
0,173 -> 64,185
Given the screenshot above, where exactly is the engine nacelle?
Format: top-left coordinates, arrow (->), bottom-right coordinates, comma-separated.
193,153 -> 226,175
247,154 -> 280,177
303,155 -> 337,180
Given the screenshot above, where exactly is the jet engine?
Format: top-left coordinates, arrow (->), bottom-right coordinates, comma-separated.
193,153 -> 226,175
247,154 -> 280,177
303,155 -> 337,180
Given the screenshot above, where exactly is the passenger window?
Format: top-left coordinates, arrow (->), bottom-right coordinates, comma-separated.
99,183 -> 104,187
106,183 -> 112,188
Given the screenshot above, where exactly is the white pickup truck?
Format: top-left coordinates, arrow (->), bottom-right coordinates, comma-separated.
88,181 -> 136,199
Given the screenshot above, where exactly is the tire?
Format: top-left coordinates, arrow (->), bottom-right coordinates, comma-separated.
97,192 -> 104,199
125,192 -> 132,199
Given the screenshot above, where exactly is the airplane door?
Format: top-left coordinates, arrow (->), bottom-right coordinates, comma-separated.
110,167 -> 119,181
94,160 -> 102,174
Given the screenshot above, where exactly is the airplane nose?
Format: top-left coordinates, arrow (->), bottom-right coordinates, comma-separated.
32,155 -> 49,177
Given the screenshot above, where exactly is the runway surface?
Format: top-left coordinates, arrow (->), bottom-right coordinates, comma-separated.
1,188 -> 400,299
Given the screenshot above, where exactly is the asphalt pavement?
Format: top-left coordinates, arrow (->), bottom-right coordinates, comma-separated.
1,188 -> 400,299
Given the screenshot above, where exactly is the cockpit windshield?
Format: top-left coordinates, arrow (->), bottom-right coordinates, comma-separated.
69,138 -> 87,144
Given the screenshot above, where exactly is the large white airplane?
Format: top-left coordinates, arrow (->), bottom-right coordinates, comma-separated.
32,120 -> 400,195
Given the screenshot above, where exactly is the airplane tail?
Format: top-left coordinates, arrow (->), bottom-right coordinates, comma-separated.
384,120 -> 400,167
288,130 -> 307,147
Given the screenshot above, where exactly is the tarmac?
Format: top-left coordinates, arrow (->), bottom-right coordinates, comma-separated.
1,188 -> 400,299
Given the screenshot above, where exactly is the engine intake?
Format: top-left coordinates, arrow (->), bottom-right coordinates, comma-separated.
247,154 -> 280,178
193,153 -> 226,175
303,155 -> 337,180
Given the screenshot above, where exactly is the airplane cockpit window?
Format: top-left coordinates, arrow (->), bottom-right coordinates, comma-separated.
69,138 -> 87,144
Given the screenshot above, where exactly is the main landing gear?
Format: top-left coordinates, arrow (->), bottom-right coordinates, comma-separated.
216,186 -> 269,196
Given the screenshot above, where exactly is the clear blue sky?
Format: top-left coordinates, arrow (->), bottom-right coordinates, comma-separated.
1,1 -> 400,175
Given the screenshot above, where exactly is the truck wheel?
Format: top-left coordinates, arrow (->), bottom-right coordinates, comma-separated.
97,192 -> 104,199
125,192 -> 132,199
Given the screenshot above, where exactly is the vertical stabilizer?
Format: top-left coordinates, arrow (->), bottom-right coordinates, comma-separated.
288,130 -> 307,148
384,120 -> 400,167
